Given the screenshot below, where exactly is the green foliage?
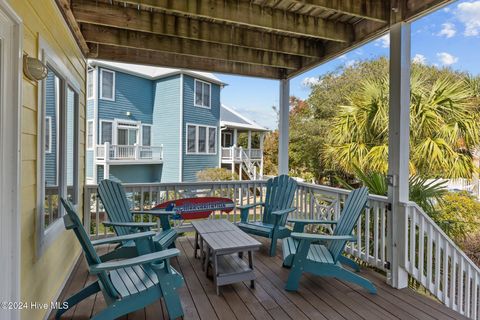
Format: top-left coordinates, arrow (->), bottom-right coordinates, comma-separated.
196,168 -> 238,182
322,59 -> 480,179
336,165 -> 447,215
435,191 -> 480,241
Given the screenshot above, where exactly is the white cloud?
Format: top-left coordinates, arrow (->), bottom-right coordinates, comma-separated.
438,22 -> 456,38
413,54 -> 427,65
456,1 -> 480,36
375,34 -> 390,48
437,52 -> 458,66
301,77 -> 321,87
444,7 -> 451,13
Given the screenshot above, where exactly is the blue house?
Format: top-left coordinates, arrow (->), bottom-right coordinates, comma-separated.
86,60 -> 267,184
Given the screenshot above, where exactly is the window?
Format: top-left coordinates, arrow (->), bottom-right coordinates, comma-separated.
186,124 -> 217,154
142,125 -> 151,146
194,79 -> 211,108
101,121 -> 113,144
100,69 -> 115,101
116,121 -> 138,145
87,69 -> 94,99
41,65 -> 79,229
45,116 -> 52,153
209,127 -> 216,153
87,120 -> 93,149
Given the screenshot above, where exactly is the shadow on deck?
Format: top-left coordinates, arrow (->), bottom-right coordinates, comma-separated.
52,236 -> 465,320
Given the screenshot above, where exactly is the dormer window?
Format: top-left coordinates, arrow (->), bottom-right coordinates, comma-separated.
100,69 -> 115,101
194,79 -> 211,108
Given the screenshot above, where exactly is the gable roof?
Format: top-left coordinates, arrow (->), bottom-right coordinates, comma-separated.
220,104 -> 269,132
89,59 -> 226,86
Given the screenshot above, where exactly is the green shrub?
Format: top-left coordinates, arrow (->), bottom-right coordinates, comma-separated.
196,168 -> 238,182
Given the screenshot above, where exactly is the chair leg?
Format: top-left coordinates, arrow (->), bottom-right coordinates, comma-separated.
269,236 -> 277,257
159,275 -> 184,320
335,268 -> 377,294
285,264 -> 303,292
339,255 -> 360,272
55,281 -> 101,319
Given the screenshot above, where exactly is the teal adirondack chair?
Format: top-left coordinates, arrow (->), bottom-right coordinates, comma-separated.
98,179 -> 177,261
282,187 -> 377,294
238,175 -> 297,256
57,198 -> 184,320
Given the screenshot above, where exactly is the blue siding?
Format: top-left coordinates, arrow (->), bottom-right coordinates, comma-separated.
45,71 -> 57,186
152,75 -> 181,182
97,68 -> 154,124
182,75 -> 220,182
108,165 -> 163,183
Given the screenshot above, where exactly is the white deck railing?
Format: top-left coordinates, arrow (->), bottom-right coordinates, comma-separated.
221,147 -> 263,161
96,143 -> 163,161
403,202 -> 480,319
83,180 -> 479,318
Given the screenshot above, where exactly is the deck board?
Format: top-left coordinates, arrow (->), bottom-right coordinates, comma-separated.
51,236 -> 467,320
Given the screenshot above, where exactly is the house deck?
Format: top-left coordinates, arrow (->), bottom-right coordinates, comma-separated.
52,236 -> 465,320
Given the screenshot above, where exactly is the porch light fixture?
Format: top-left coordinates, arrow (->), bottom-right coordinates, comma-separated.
23,54 -> 48,81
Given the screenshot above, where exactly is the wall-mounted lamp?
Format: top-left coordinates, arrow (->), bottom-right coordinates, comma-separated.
23,54 -> 48,81
126,111 -> 132,117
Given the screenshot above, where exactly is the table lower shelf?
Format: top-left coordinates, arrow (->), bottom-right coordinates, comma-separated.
215,253 -> 255,287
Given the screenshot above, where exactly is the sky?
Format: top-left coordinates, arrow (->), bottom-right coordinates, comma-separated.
215,0 -> 480,130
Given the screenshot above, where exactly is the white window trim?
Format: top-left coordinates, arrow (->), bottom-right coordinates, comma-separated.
87,68 -> 94,100
87,120 -> 94,150
36,36 -> 81,257
99,119 -> 114,144
45,116 -> 52,153
141,124 -> 152,146
100,68 -> 115,101
194,79 -> 212,109
185,123 -> 217,155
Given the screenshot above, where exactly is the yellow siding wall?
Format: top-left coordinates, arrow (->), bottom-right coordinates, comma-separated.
6,0 -> 86,319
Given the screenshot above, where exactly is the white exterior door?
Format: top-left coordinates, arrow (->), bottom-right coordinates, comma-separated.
0,1 -> 22,319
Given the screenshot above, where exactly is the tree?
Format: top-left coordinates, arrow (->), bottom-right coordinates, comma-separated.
196,168 -> 238,181
323,61 -> 480,179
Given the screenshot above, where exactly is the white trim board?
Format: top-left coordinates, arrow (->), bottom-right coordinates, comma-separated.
0,2 -> 22,319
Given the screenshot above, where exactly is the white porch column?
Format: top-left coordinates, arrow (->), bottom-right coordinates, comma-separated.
233,128 -> 238,147
387,22 -> 411,289
278,79 -> 290,175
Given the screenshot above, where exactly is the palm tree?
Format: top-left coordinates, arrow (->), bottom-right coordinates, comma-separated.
324,68 -> 480,179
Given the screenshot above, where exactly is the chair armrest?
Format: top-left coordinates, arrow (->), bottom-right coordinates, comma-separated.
238,202 -> 265,210
272,207 -> 296,216
291,232 -> 356,242
132,210 -> 176,217
90,231 -> 156,246
288,218 -> 338,232
287,218 -> 338,225
89,249 -> 180,274
102,221 -> 156,229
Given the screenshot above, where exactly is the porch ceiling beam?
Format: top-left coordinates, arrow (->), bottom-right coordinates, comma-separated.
291,0 -> 388,23
55,0 -> 89,55
81,24 -> 307,70
112,0 -> 353,42
72,1 -> 325,58
89,44 -> 286,79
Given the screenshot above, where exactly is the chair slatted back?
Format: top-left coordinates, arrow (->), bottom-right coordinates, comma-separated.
60,198 -> 120,300
327,187 -> 369,261
98,179 -> 134,236
263,175 -> 297,226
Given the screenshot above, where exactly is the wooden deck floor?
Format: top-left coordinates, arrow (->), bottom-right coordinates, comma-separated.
52,236 -> 466,320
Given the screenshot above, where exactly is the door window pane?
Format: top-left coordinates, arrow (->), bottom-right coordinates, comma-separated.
118,128 -> 127,145
187,125 -> 196,153
128,128 -> 137,145
198,127 -> 206,153
142,125 -> 151,146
